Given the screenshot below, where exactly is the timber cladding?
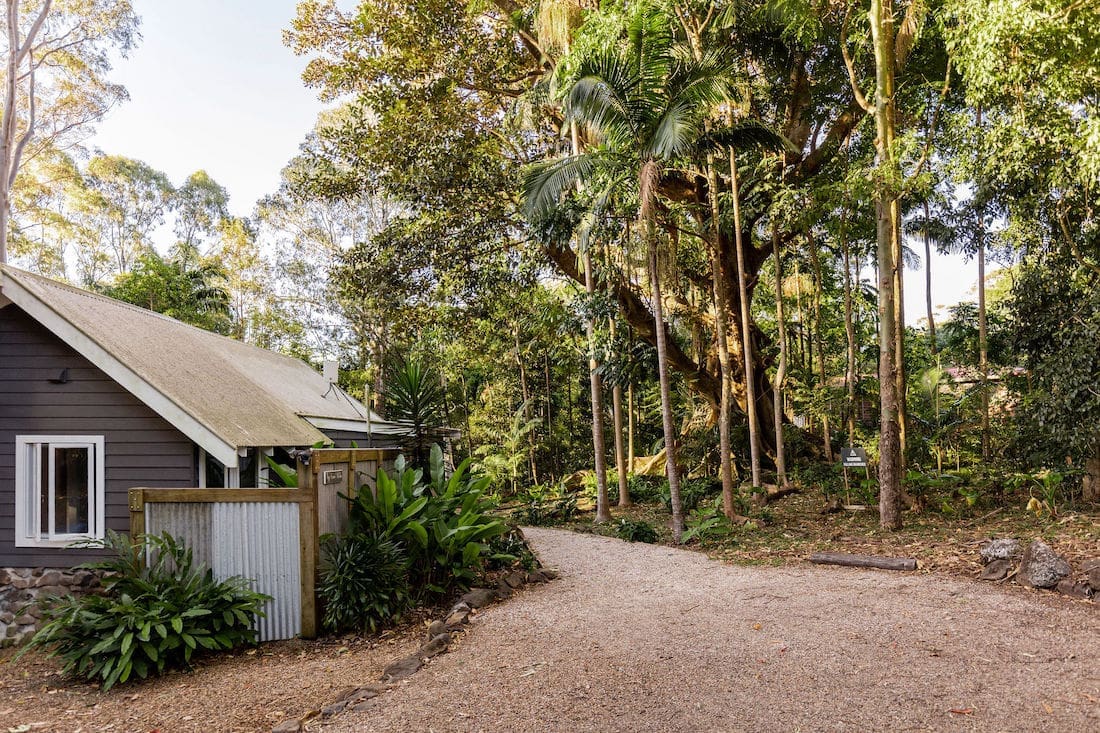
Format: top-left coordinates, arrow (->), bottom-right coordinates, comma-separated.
0,304 -> 196,567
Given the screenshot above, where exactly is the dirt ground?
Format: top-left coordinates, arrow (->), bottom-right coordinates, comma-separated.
1,502 -> 1097,732
0,611 -> 435,732
322,527 -> 1099,733
567,489 -> 1100,580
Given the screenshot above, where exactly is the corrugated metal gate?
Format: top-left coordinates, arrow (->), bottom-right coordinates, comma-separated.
129,448 -> 398,642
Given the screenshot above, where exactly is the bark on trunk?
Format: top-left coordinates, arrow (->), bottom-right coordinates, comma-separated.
809,231 -> 832,461
842,217 -> 858,441
585,249 -> 611,523
730,148 -> 762,490
771,225 -> 789,487
514,326 -> 539,487
923,199 -> 937,355
706,152 -> 737,517
646,215 -> 683,541
870,0 -> 903,530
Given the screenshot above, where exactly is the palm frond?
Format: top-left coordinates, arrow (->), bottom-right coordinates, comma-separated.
698,120 -> 793,154
904,216 -> 956,252
521,153 -> 603,221
647,101 -> 702,159
567,54 -> 640,143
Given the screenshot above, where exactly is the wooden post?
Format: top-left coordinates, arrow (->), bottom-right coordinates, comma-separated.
128,488 -> 145,539
297,452 -> 319,639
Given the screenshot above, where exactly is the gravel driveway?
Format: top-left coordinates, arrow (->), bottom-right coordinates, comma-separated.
323,527 -> 1100,732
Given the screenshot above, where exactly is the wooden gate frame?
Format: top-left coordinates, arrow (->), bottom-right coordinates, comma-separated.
128,448 -> 399,640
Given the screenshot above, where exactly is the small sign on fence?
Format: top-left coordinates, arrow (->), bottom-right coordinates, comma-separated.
322,469 -> 345,485
841,446 -> 868,468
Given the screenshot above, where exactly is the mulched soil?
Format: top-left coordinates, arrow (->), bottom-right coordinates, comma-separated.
0,609 -> 438,733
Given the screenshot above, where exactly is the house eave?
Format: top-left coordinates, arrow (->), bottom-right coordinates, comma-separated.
0,269 -> 240,467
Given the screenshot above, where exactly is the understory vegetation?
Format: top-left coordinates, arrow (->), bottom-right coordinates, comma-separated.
22,532 -> 269,690
317,446 -> 513,634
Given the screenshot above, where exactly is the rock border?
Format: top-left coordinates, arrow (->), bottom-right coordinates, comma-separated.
270,566 -> 559,732
977,538 -> 1097,602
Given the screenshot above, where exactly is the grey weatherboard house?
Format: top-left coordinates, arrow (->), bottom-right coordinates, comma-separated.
0,264 -> 406,572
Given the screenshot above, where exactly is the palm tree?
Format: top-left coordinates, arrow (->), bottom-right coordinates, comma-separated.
524,6 -> 731,540
537,0 -> 612,523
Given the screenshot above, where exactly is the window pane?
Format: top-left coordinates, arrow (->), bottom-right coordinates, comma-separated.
53,447 -> 90,535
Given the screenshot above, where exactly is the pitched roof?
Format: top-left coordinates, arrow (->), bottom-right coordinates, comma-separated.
1,265 -> 402,466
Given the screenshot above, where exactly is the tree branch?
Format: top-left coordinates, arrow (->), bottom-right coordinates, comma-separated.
841,6 -> 874,114
14,0 -> 51,68
8,46 -> 35,189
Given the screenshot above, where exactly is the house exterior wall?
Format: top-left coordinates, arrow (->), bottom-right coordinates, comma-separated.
0,304 -> 196,567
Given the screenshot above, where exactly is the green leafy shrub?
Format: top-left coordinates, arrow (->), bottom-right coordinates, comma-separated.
23,531 -> 268,690
318,534 -> 409,633
487,530 -> 536,571
614,518 -> 658,543
792,462 -> 845,500
346,445 -> 509,598
626,474 -> 666,504
512,484 -> 578,526
682,501 -> 737,544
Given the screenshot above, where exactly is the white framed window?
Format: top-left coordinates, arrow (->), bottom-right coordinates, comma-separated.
14,435 -> 105,548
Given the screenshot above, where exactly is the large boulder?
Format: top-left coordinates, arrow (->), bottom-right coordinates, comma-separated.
980,538 -> 1022,565
1017,540 -> 1071,589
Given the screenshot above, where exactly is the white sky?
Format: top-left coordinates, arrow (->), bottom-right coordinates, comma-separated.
89,0 -> 326,219
87,1 -> 986,325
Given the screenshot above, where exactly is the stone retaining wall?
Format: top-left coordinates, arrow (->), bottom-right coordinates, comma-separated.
0,567 -> 101,646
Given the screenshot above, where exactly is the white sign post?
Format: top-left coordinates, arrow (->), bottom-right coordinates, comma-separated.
840,446 -> 869,504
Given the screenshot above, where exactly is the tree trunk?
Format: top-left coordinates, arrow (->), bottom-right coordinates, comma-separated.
706,152 -> 737,517
809,231 -> 832,461
771,225 -> 789,488
612,381 -> 630,506
609,317 -> 630,506
584,248 -> 611,523
730,148 -> 761,490
627,381 -> 635,467
923,199 -> 937,355
572,119 -> 610,523
842,212 -> 858,441
893,196 -> 907,470
646,211 -> 683,541
513,326 -> 539,487
870,0 -> 903,529
976,106 -> 990,462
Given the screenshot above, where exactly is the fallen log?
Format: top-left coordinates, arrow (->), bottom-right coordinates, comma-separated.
809,552 -> 917,572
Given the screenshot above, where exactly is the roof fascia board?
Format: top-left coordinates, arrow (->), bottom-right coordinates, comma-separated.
1,272 -> 240,467
303,415 -> 410,436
